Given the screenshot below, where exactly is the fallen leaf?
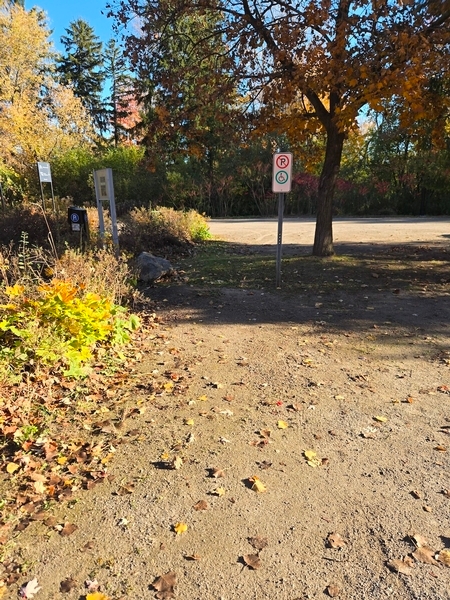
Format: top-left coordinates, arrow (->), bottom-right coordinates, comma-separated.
248,536 -> 268,551
213,487 -> 226,496
434,445 -> 447,452
327,532 -> 346,548
174,522 -> 188,535
117,482 -> 135,495
277,420 -> 288,429
259,429 -> 271,438
243,554 -> 261,569
86,593 -> 109,600
184,419 -> 194,426
197,395 -> 208,402
387,558 -> 413,575
257,460 -> 272,470
304,450 -> 317,461
185,554 -> 201,561
44,516 -> 57,528
193,500 -> 208,511
304,449 -> 321,467
412,546 -> 438,565
373,416 -> 388,422
6,463 -> 20,474
151,572 -> 177,599
438,549 -> 450,567
412,533 -> 428,548
171,456 -> 183,470
210,467 -> 225,478
249,476 -> 266,493
82,541 -> 95,551
60,578 -> 76,593
33,481 -> 46,494
60,523 -> 78,537
327,583 -> 341,597
18,578 -> 41,599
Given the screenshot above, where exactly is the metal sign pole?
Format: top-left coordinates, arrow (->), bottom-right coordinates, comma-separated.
107,169 -> 119,253
39,180 -> 45,210
49,181 -> 56,212
272,152 -> 292,289
276,193 -> 284,288
93,170 -> 106,247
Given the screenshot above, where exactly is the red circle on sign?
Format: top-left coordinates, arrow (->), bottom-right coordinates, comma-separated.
276,155 -> 290,169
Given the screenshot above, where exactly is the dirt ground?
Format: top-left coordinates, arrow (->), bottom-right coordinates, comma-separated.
7,221 -> 450,600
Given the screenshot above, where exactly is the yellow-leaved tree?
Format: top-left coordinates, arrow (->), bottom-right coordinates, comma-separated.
0,1 -> 95,178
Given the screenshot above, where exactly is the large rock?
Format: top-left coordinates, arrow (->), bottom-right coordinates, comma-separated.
137,252 -> 173,282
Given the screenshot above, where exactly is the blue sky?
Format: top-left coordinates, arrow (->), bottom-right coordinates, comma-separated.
32,0 -> 116,50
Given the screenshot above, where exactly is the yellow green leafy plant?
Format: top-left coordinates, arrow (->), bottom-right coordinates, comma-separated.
0,279 -> 139,379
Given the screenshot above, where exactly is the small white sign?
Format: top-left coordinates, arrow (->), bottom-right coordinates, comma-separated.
37,161 -> 52,183
272,153 -> 293,193
93,168 -> 119,250
94,169 -> 111,201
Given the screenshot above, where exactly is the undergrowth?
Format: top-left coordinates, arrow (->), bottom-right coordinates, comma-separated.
120,206 -> 211,254
0,237 -> 139,382
0,203 -> 211,381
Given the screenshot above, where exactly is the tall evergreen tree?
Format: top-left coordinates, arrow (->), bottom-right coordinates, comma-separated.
58,19 -> 106,133
104,39 -> 136,145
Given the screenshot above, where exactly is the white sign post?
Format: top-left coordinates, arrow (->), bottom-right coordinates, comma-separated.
93,168 -> 119,253
37,161 -> 56,212
272,153 -> 293,287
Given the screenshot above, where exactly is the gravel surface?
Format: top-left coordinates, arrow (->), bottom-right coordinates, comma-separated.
11,221 -> 450,600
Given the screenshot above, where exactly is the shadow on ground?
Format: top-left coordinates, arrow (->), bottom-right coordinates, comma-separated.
141,239 -> 450,359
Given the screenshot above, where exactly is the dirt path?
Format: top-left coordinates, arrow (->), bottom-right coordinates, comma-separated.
9,233 -> 450,600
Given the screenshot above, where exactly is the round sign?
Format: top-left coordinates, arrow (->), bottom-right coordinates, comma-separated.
70,213 -> 80,223
276,155 -> 290,169
275,171 -> 289,184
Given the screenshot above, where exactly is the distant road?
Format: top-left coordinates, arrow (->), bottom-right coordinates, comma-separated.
208,217 -> 450,251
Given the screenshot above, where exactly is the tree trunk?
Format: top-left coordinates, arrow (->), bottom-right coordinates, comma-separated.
313,125 -> 345,256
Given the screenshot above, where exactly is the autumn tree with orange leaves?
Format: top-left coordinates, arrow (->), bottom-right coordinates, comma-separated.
109,0 -> 450,255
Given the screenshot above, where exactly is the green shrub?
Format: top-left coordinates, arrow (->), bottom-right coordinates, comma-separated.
0,278 -> 139,380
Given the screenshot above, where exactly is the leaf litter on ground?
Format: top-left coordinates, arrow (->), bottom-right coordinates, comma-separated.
242,554 -> 261,570
151,572 -> 177,599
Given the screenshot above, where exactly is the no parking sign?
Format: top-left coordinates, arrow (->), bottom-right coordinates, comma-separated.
272,153 -> 293,193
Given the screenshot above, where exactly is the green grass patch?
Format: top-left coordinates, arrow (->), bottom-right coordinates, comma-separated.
179,241 -> 450,296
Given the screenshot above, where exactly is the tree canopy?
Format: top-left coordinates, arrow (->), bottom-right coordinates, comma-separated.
111,0 -> 450,254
